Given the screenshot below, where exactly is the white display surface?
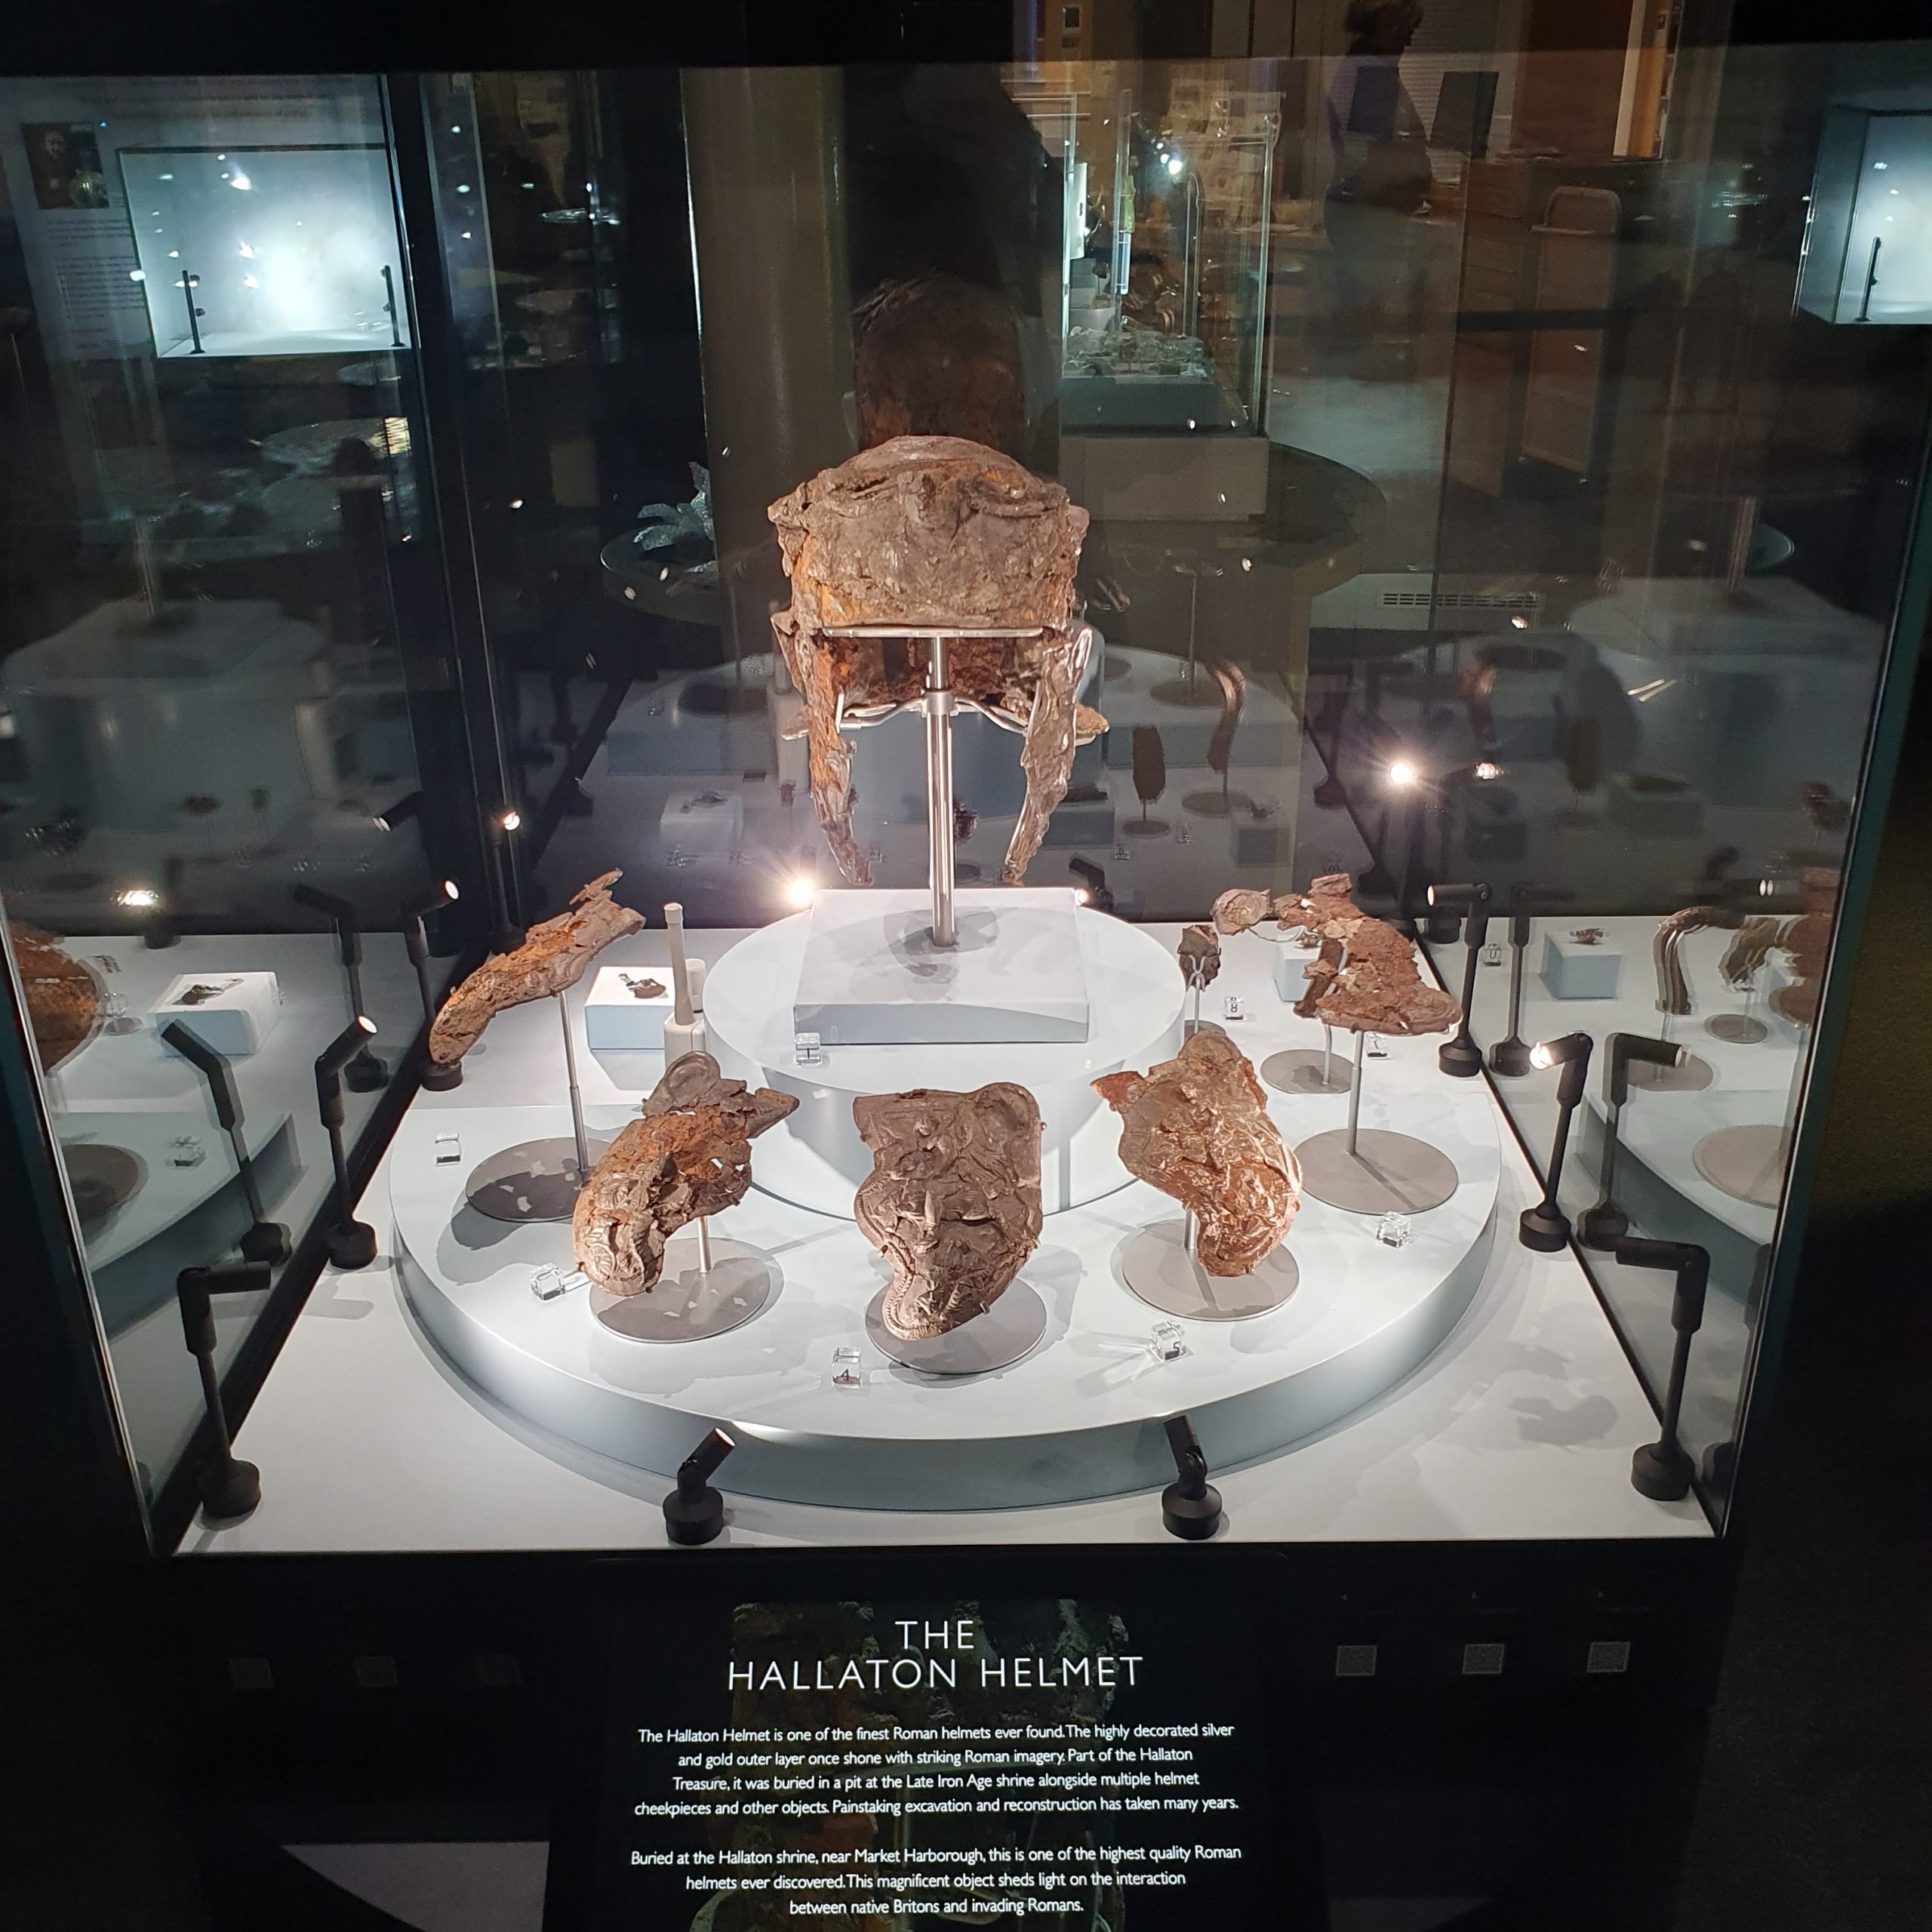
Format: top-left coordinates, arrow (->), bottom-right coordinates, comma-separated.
189,924 -> 1709,1553
710,903 -> 1183,1214
791,888 -> 1094,1045
384,906 -> 1502,1511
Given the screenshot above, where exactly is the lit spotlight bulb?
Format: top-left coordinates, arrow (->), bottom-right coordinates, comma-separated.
785,875 -> 817,909
1387,759 -> 1420,789
1530,1041 -> 1555,1070
1473,760 -> 1503,783
497,810 -> 521,832
1072,888 -> 1089,905
1510,614 -> 1528,629
1165,153 -> 1184,177
117,887 -> 159,909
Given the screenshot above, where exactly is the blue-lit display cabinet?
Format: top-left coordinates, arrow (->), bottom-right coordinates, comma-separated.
2,35 -> 1930,1931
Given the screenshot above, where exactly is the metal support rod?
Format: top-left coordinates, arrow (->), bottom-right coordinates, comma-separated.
557,989 -> 589,1180
1323,1022 -> 1336,1088
1346,1029 -> 1367,1155
1858,236 -> 1881,323
180,271 -> 205,354
382,263 -> 403,347
924,635 -> 957,949
1183,1211 -> 1198,1261
195,1347 -> 235,1464
694,1216 -> 713,1275
327,1119 -> 354,1226
1186,969 -> 1204,1036
224,1119 -> 268,1225
1184,571 -> 1200,693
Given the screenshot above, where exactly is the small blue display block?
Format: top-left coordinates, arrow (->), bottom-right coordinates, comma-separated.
1540,932 -> 1623,1001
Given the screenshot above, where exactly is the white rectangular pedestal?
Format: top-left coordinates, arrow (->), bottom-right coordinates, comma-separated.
583,965 -> 676,1051
1273,948 -> 1312,1004
153,970 -> 281,1057
793,888 -> 1091,1044
658,789 -> 744,853
1540,933 -> 1623,1000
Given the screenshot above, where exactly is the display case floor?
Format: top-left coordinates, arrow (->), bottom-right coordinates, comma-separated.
187,926 -> 1710,1552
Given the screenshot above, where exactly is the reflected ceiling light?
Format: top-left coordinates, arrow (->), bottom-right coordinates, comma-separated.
117,887 -> 160,909
1473,761 -> 1503,782
230,171 -> 251,192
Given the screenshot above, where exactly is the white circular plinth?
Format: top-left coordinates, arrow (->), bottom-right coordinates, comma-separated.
389,1084 -> 1500,1512
1118,1220 -> 1300,1320
863,1281 -> 1049,1376
703,904 -> 1186,1215
591,1240 -> 775,1343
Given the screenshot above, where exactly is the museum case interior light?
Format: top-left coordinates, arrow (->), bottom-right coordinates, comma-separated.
0,45 -> 1927,1557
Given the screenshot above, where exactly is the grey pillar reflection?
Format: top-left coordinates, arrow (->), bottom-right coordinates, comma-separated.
681,69 -> 856,663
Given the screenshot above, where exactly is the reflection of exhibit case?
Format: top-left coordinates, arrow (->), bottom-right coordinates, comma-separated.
118,144 -> 411,358
1798,106 -> 1932,325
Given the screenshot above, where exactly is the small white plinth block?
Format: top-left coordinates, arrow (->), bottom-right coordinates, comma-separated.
583,965 -> 676,1051
1540,933 -> 1623,1000
793,888 -> 1092,1045
1272,946 -> 1312,1004
659,789 -> 744,853
152,971 -> 281,1057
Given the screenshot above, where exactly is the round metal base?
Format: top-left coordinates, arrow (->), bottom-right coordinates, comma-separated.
864,1279 -> 1049,1377
1628,1051 -> 1715,1093
1630,1438 -> 1694,1502
592,1240 -> 775,1343
1148,677 -> 1224,709
344,1048 -> 389,1093
464,1136 -> 611,1224
1296,1128 -> 1460,1216
1121,817 -> 1171,838
1182,789 -> 1255,818
1103,654 -> 1133,681
1705,1012 -> 1769,1045
1487,1038 -> 1536,1078
1261,1048 -> 1352,1096
1693,1122 -> 1786,1209
60,1141 -> 145,1229
198,1456 -> 262,1522
1119,1219 -> 1299,1321
418,1057 -> 464,1092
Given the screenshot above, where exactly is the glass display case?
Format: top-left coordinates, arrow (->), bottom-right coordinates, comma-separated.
1,43 -> 1928,1568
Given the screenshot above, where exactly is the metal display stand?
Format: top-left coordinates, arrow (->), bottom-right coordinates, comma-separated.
592,1234 -> 775,1342
464,991 -> 609,1223
1297,1030 -> 1460,1214
1120,1214 -> 1299,1321
1261,1026 -> 1352,1095
824,623 -> 1080,950
863,1280 -> 1050,1376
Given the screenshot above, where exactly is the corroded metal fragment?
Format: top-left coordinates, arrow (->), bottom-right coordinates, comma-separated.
429,872 -> 643,1064
1179,924 -> 1221,987
572,1053 -> 797,1296
768,436 -> 1101,887
852,1081 -> 1044,1340
1092,1032 -> 1300,1277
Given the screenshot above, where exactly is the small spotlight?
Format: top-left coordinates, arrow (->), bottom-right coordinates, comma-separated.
1165,153 -> 1184,177
118,887 -> 159,909
1510,614 -> 1528,629
785,875 -> 817,909
1387,760 -> 1420,789
440,879 -> 460,902
498,810 -> 521,832
374,789 -> 425,832
1473,760 -> 1503,782
1072,888 -> 1089,905
1530,1041 -> 1555,1071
